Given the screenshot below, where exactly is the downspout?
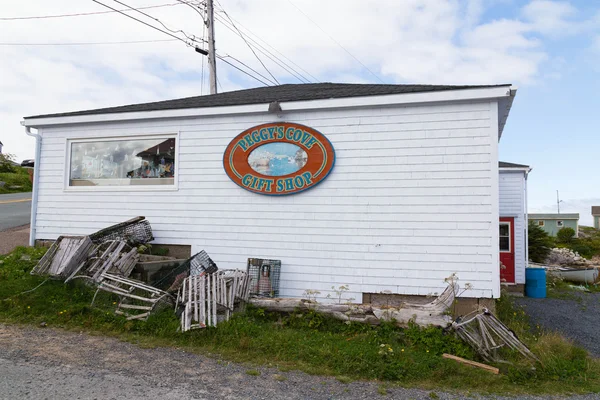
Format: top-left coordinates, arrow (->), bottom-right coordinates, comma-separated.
524,169 -> 531,269
24,126 -> 41,246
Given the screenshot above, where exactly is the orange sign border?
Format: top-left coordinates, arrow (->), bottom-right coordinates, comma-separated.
223,122 -> 335,195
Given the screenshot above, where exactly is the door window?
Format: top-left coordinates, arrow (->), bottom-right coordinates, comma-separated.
499,223 -> 510,252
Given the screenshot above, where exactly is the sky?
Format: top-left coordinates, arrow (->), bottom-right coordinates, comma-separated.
0,0 -> 599,224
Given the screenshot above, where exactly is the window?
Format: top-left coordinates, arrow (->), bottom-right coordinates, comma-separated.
499,223 -> 510,252
537,220 -> 545,227
68,136 -> 176,187
557,220 -> 564,227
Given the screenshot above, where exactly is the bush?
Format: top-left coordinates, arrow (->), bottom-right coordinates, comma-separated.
568,239 -> 600,259
0,153 -> 16,173
0,166 -> 33,194
528,221 -> 554,263
556,227 -> 576,244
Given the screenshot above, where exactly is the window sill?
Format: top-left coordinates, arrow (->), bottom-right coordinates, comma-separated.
63,186 -> 179,193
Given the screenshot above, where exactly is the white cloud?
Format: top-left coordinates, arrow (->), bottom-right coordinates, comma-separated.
521,0 -> 577,35
593,35 -> 600,51
0,0 -> 597,162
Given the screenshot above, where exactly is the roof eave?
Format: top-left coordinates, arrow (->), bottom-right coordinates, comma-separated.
499,166 -> 531,173
497,86 -> 517,140
22,85 -> 514,128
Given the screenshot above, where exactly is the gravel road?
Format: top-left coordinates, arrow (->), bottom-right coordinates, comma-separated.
0,324 -> 598,399
515,292 -> 600,357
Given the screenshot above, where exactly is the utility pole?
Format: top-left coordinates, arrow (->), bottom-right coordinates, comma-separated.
557,190 -> 563,214
206,0 -> 217,94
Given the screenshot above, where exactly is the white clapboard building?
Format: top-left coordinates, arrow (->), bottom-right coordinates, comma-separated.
22,83 -> 521,302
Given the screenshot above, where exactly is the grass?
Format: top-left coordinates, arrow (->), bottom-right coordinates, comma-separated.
0,167 -> 32,194
2,246 -> 600,395
336,376 -> 353,384
546,273 -> 600,301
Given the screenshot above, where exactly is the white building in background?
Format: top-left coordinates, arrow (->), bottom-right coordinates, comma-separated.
22,83 -> 517,303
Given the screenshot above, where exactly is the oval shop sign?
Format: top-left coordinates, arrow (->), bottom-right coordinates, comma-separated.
223,122 -> 335,195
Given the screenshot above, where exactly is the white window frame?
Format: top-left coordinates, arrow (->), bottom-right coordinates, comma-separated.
499,221 -> 511,253
556,220 -> 564,227
64,133 -> 179,192
538,220 -> 545,227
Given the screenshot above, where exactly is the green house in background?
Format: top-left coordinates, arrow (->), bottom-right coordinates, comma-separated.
593,207 -> 600,229
528,213 -> 579,237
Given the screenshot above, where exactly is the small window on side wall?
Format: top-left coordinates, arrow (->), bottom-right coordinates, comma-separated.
68,136 -> 176,187
538,220 -> 545,227
557,220 -> 564,227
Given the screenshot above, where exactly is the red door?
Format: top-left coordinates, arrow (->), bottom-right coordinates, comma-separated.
499,217 -> 515,284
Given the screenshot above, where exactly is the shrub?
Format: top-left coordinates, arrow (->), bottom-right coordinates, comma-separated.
0,153 -> 16,173
556,227 -> 576,244
568,239 -> 600,259
528,221 -> 553,263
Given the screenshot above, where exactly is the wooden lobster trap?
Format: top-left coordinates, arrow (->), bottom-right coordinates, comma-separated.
177,270 -> 251,332
30,236 -> 94,279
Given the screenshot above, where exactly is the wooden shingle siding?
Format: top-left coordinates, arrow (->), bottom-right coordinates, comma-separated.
499,171 -> 526,284
34,100 -> 500,300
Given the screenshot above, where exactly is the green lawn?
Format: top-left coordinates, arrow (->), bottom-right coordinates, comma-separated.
0,167 -> 33,194
1,246 -> 600,395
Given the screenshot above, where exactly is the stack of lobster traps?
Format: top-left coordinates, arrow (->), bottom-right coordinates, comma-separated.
30,218 -> 251,326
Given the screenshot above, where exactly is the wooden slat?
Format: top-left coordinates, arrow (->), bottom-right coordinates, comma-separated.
118,304 -> 153,311
442,354 -> 500,374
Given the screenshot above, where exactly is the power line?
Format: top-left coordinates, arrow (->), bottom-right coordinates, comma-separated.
111,0 -> 201,44
213,13 -> 310,83
216,55 -> 271,86
285,0 -> 385,84
219,55 -> 276,85
92,0 -> 273,88
0,2 -> 183,21
216,0 -> 280,85
0,39 -> 178,46
174,0 -> 205,18
213,8 -> 317,83
91,0 -> 197,46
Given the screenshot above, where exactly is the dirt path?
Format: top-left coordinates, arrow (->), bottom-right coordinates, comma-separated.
0,324 -> 596,400
0,224 -> 29,255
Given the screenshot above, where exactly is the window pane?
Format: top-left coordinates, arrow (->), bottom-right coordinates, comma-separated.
538,220 -> 544,226
499,224 -> 509,237
69,137 -> 175,187
500,237 -> 509,251
557,220 -> 564,227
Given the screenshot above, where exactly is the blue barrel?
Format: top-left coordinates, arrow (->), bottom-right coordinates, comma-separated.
525,268 -> 546,298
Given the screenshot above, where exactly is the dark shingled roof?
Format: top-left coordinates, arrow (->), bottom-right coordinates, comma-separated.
24,82 -> 509,119
592,206 -> 600,215
499,161 -> 530,169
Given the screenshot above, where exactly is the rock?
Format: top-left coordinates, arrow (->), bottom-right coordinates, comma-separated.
546,247 -> 589,266
39,322 -> 47,328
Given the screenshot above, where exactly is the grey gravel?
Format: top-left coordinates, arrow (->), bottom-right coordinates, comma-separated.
515,292 -> 600,357
0,324 -> 598,399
